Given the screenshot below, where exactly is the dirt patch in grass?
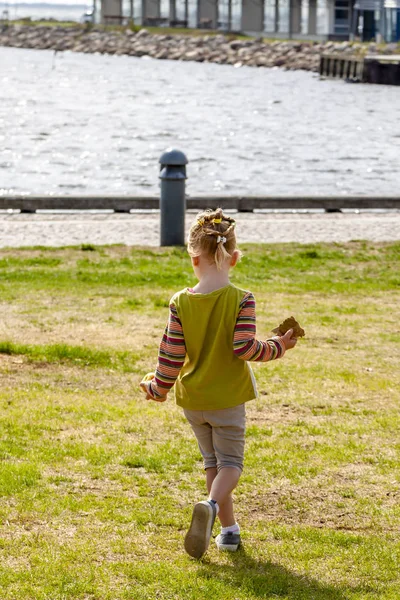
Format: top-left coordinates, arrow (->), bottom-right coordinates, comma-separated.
244,466 -> 400,534
0,301 -> 165,351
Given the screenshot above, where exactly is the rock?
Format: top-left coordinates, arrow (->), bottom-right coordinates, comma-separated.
273,57 -> 287,67
183,49 -> 204,61
383,43 -> 399,54
237,47 -> 251,58
136,28 -> 150,38
336,42 -> 350,52
255,55 -> 271,67
1,24 -> 399,74
229,40 -> 246,50
154,49 -> 169,59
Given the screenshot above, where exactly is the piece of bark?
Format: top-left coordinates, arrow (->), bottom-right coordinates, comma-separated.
272,316 -> 305,338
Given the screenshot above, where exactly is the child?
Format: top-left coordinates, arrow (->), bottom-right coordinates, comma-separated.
140,208 -> 297,559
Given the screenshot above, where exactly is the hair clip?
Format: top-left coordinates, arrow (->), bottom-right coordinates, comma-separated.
213,218 -> 222,224
197,218 -> 205,226
217,236 -> 226,244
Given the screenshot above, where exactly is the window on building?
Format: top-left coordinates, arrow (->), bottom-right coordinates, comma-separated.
301,0 -> 310,33
134,0 -> 142,23
278,0 -> 290,32
264,0 -> 277,32
334,0 -> 351,34
317,0 -> 330,34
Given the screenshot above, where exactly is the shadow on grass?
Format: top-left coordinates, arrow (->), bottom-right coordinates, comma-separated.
197,545 -> 370,600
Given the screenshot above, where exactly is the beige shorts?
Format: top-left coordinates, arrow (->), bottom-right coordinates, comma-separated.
183,404 -> 246,473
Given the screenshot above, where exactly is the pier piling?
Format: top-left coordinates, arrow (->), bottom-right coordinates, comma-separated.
320,53 -> 400,85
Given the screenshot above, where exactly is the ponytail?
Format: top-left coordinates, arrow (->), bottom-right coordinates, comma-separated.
187,207 -> 240,270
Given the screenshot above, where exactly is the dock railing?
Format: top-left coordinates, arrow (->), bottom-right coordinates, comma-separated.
2,195 -> 400,213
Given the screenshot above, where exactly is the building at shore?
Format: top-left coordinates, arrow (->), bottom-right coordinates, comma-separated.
96,0 -> 400,41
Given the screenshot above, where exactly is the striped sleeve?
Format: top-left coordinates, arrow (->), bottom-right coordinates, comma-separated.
233,292 -> 286,362
147,302 -> 186,400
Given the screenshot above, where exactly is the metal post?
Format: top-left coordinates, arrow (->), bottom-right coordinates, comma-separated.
289,0 -> 293,38
159,148 -> 188,246
185,0 -> 189,25
275,0 -> 279,32
170,0 -> 177,22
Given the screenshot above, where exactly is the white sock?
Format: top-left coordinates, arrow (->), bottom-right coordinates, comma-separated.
221,523 -> 240,535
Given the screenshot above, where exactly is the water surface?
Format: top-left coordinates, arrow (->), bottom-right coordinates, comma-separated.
1,47 -> 399,196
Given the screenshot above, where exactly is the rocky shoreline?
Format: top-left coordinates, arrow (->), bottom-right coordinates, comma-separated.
1,24 -> 400,71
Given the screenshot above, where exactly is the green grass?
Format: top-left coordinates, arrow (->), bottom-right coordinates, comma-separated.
8,18 -> 81,27
0,340 -> 140,371
0,241 -> 399,599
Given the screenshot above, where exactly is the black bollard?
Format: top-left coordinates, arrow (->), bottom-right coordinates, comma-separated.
159,148 -> 188,246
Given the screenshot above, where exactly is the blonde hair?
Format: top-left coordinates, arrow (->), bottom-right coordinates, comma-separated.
187,208 -> 240,270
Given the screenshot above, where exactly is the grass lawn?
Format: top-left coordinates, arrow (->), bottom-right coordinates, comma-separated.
0,241 -> 399,599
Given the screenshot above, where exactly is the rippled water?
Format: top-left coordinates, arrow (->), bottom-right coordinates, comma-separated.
1,46 -> 400,196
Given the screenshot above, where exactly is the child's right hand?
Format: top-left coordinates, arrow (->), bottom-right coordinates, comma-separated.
281,328 -> 298,350
139,373 -> 168,403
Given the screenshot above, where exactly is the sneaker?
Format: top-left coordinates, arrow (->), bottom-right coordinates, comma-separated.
184,500 -> 217,559
215,531 -> 241,552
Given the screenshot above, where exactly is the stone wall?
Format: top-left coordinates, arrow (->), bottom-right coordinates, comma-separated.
1,24 -> 399,72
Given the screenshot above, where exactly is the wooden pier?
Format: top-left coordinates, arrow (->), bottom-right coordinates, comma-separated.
320,53 -> 400,85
